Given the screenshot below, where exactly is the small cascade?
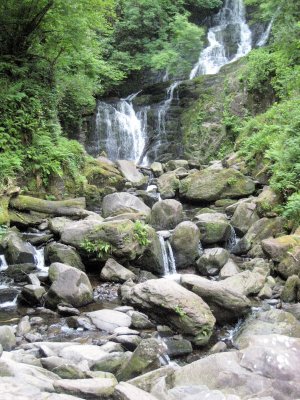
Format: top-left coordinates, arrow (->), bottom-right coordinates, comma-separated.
226,225 -> 237,251
0,254 -> 8,272
158,235 -> 177,276
34,247 -> 47,272
190,0 -> 252,78
257,18 -> 274,47
198,241 -> 204,257
94,92 -> 149,164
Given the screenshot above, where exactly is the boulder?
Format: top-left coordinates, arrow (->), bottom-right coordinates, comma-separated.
121,279 -> 216,346
181,274 -> 251,323
231,201 -> 260,235
170,222 -> 200,269
150,162 -> 164,177
193,213 -> 231,244
4,232 -> 36,265
100,258 -> 136,283
128,311 -> 154,329
157,171 -> 180,199
116,338 -> 166,381
164,338 -> 193,357
165,160 -> 189,172
53,377 -> 116,398
219,259 -> 240,279
0,326 -> 16,350
221,268 -> 268,297
281,275 -> 300,303
179,168 -> 255,203
44,242 -> 85,271
48,217 -> 74,235
149,200 -> 184,231
234,309 -> 300,348
21,285 -> 46,306
85,309 -> 131,333
102,193 -> 150,218
45,263 -> 93,308
116,160 -> 147,188
196,248 -> 229,276
114,382 -> 158,400
256,186 -> 281,217
168,334 -> 300,400
91,352 -> 131,374
6,263 -> 37,282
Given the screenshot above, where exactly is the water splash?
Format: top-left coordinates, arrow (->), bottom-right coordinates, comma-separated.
34,247 -> 48,272
0,255 -> 8,272
190,0 -> 252,78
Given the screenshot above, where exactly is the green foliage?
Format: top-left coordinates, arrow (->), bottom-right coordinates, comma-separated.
134,220 -> 151,247
283,192 -> 300,226
174,305 -> 187,318
81,239 -> 112,258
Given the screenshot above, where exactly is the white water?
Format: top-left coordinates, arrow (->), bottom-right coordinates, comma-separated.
0,254 -> 8,272
190,0 -> 252,78
257,18 -> 274,47
158,235 -> 177,276
226,225 -> 237,251
95,92 -> 149,164
34,247 -> 48,272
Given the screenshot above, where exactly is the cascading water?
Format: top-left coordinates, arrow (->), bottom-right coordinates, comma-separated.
94,92 -> 149,163
226,225 -> 237,251
158,235 -> 177,276
256,18 -> 274,47
190,0 -> 252,78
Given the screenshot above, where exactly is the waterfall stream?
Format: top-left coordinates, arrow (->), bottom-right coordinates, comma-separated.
158,235 -> 177,277
190,0 -> 252,78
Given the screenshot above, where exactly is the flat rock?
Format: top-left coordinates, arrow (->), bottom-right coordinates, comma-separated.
85,309 -> 132,333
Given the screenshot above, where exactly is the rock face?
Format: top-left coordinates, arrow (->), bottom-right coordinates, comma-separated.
149,200 -> 184,231
4,232 -> 36,265
100,258 -> 136,283
179,168 -> 255,203
168,335 -> 300,400
181,274 -> 251,323
44,242 -> 85,271
170,222 -> 200,269
121,279 -> 216,346
157,172 -> 180,199
102,192 -> 150,218
45,262 -> 93,308
193,212 -> 232,244
116,160 -> 147,188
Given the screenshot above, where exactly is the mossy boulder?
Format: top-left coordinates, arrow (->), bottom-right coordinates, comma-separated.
44,242 -> 85,271
193,212 -> 232,244
149,199 -> 184,231
102,192 -> 150,218
281,275 -> 300,303
255,186 -> 281,217
170,221 -> 200,269
165,160 -> 189,172
157,171 -> 180,199
0,196 -> 10,225
179,168 -> 255,203
231,201 -> 260,235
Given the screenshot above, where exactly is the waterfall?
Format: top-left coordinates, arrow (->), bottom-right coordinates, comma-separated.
190,0 -> 252,78
0,254 -> 8,272
257,18 -> 274,47
226,225 -> 237,251
94,92 -> 149,164
158,235 -> 177,276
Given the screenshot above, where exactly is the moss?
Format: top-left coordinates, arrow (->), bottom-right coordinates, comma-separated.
0,197 -> 9,225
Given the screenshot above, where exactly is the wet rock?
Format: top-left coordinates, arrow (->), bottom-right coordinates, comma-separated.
117,160 -> 147,188
157,171 -> 180,199
91,351 -> 131,373
57,304 -> 80,316
135,226 -> 165,275
0,326 -> 16,350
179,168 -> 255,203
21,285 -> 46,306
4,232 -> 36,265
128,311 -> 154,329
102,192 -> 151,219
234,309 -> 300,348
170,222 -> 200,269
196,248 -> 229,276
0,287 -> 19,303
44,242 -> 85,271
149,199 -> 184,231
231,201 -> 259,235
116,338 -> 166,381
54,377 -> 116,398
100,258 -> 137,283
6,263 -> 37,282
193,213 -> 231,245
181,274 -> 251,323
85,309 -> 131,333
45,262 -> 93,308
281,275 -> 300,303
121,279 -> 216,346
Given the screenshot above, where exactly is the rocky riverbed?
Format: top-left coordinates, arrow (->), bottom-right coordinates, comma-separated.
0,156 -> 300,400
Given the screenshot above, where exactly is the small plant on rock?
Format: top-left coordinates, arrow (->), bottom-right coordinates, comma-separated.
134,220 -> 151,246
81,239 -> 112,258
174,305 -> 186,318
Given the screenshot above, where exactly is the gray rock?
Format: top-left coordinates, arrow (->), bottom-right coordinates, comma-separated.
129,311 -> 154,329
114,382 -> 158,400
4,232 -> 36,265
102,192 -> 150,218
45,263 -> 93,308
5,263 -> 37,282
164,337 -> 193,357
0,326 -> 16,350
116,160 -> 147,188
59,344 -> 109,367
100,258 -> 136,283
44,242 -> 85,271
196,248 -> 229,276
150,162 -> 164,177
85,309 -> 132,333
170,222 -> 200,269
53,377 -> 116,398
91,351 -> 131,374
231,202 -> 260,235
149,200 -> 184,231
219,259 -> 240,279
221,267 -> 268,296
157,171 -> 180,199
281,275 -> 300,303
181,274 -> 251,323
16,316 -> 31,337
121,279 -> 216,346
21,285 -> 46,306
193,213 -> 231,245
165,160 -> 189,172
